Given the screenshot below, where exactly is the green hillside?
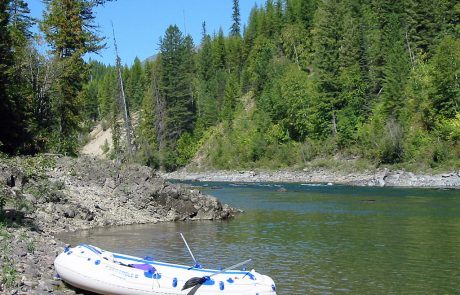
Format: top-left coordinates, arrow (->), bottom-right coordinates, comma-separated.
1,0 -> 459,172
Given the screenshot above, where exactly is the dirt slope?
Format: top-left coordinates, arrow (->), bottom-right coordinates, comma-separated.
81,123 -> 113,158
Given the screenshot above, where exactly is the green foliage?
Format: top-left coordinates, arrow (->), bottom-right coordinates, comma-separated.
156,25 -> 196,170
125,57 -> 145,110
137,83 -> 158,167
430,36 -> 460,119
381,15 -> 411,118
98,67 -> 117,119
221,74 -> 241,122
176,132 -> 198,166
446,113 -> 460,141
0,0 -> 33,154
40,0 -> 105,155
20,155 -> 56,179
244,36 -> 275,92
279,23 -> 311,70
24,179 -> 65,203
231,0 -> 241,37
78,0 -> 460,172
101,139 -> 110,155
1,256 -> 17,288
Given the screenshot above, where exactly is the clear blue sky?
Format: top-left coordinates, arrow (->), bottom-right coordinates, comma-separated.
28,0 -> 264,66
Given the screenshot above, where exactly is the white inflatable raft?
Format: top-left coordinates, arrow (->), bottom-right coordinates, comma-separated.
54,244 -> 277,295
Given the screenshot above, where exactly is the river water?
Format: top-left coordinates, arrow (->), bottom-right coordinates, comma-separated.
58,182 -> 460,294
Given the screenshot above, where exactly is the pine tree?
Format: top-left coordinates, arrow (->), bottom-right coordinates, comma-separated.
8,0 -> 32,43
300,0 -> 318,29
138,76 -> 158,167
336,1 -> 367,146
212,28 -> 226,70
41,0 -> 106,155
159,25 -> 196,170
245,36 -> 275,93
231,0 -> 241,37
406,0 -> 458,59
128,57 -> 145,110
98,67 -> 116,118
431,36 -> 460,119
243,5 -> 261,58
0,0 -> 33,154
0,0 -> 15,152
196,22 -> 218,129
381,14 -> 411,118
311,0 -> 343,137
359,2 -> 384,101
221,73 -> 241,122
226,35 -> 243,75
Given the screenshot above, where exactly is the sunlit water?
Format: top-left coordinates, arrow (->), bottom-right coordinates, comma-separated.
58,182 -> 460,294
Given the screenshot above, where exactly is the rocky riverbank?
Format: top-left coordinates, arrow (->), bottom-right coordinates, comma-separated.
0,155 -> 236,294
164,168 -> 460,188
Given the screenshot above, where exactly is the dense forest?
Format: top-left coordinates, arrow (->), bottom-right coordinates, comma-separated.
1,0 -> 459,172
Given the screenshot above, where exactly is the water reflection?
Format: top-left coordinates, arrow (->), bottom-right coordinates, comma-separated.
58,183 -> 460,294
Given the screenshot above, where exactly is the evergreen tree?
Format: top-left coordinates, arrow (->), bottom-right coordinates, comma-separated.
81,79 -> 99,123
285,0 -> 300,23
128,57 -> 145,110
300,0 -> 318,29
138,76 -> 158,167
406,0 -> 458,59
80,0 -> 460,169
336,1 -> 367,146
431,36 -> 460,119
311,0 -> 343,137
0,0 -> 16,152
8,0 -> 32,48
98,67 -> 116,119
221,73 -> 241,122
0,0 -> 33,154
159,25 -> 196,170
279,23 -> 310,71
212,28 -> 226,70
381,14 -> 411,118
243,5 -> 261,58
196,22 -> 218,129
245,36 -> 275,93
359,2 -> 384,101
41,0 -> 106,155
226,35 -> 243,75
231,0 -> 241,37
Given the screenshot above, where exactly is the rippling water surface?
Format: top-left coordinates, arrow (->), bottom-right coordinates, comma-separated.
59,182 -> 460,294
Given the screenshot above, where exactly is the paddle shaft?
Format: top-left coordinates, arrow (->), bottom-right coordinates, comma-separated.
180,233 -> 197,265
209,259 -> 252,278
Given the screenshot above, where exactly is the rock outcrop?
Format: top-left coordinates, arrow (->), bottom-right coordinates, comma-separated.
0,155 -> 236,294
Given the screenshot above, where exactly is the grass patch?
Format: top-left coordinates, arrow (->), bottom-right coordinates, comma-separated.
24,179 -> 66,203
1,257 -> 17,288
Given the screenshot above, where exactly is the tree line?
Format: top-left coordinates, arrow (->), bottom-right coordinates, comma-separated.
1,0 -> 459,172
0,0 -> 110,156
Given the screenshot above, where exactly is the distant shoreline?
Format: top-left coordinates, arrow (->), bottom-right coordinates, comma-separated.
162,168 -> 460,189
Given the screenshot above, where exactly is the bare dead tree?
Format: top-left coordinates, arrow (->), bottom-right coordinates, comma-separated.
151,69 -> 166,168
112,23 -> 134,156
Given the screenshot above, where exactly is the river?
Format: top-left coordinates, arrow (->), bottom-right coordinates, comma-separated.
58,182 -> 460,294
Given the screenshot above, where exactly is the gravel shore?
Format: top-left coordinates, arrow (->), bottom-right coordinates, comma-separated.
164,168 -> 460,188
0,156 -> 236,294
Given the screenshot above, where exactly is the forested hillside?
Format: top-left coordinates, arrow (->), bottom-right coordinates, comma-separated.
1,0 -> 459,172
0,0 -> 110,155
